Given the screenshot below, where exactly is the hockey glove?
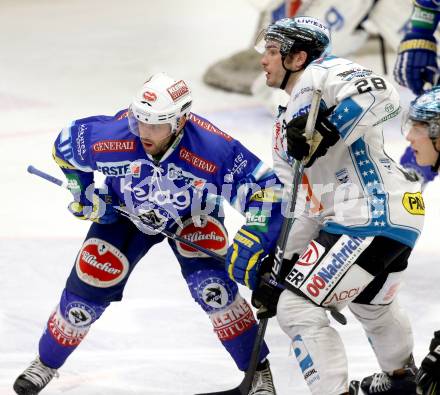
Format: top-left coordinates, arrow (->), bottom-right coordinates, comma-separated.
68,187 -> 118,224
251,254 -> 282,319
251,253 -> 297,319
286,106 -> 339,167
416,331 -> 440,395
226,227 -> 265,290
400,145 -> 438,186
394,31 -> 438,95
64,171 -> 118,224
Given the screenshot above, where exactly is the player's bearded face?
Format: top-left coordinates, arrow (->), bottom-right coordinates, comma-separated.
138,123 -> 173,155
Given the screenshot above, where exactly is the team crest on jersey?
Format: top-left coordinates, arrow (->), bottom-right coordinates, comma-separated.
175,216 -> 228,258
167,163 -> 206,190
65,302 -> 96,327
200,278 -> 231,309
76,238 -> 129,288
48,308 -> 89,347
402,192 -> 425,215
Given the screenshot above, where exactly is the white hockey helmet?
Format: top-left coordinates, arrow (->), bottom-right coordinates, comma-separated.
128,72 -> 193,135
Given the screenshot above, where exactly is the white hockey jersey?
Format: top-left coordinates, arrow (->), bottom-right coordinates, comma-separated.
273,56 -> 424,250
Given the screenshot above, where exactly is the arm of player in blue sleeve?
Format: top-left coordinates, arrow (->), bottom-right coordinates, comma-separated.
224,141 -> 284,289
226,140 -> 284,253
52,122 -> 96,202
414,0 -> 440,13
52,123 -> 118,223
394,2 -> 440,94
400,145 -> 438,185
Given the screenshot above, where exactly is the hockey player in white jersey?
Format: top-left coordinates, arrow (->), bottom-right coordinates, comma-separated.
226,16 -> 425,395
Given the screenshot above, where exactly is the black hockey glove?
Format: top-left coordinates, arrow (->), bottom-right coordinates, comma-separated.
286,106 -> 339,167
251,254 -> 297,320
416,331 -> 440,394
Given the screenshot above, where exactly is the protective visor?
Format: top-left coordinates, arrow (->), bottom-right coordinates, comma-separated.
401,110 -> 436,139
254,29 -> 282,54
127,106 -> 172,137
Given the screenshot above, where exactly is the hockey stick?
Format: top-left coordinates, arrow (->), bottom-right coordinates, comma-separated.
26,165 -> 348,319
26,165 -> 225,263
195,88 -> 324,395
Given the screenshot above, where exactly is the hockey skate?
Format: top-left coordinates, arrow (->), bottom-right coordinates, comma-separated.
248,359 -> 276,395
360,360 -> 418,395
13,356 -> 58,395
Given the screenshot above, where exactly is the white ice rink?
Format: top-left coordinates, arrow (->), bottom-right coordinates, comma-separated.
1,1 -> 440,394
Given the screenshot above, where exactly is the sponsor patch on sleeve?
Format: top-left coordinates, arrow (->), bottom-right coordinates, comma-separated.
402,192 -> 425,215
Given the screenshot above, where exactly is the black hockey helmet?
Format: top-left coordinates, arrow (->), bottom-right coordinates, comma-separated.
259,16 -> 331,66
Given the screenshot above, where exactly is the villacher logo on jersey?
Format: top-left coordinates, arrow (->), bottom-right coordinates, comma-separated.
176,217 -> 228,258
75,239 -> 129,288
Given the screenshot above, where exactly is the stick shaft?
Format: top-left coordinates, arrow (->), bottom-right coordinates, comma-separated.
26,165 -> 225,263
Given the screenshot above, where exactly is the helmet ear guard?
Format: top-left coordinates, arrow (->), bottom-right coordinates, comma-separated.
129,73 -> 193,136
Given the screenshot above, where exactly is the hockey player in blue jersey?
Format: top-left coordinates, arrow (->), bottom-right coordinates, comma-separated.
13,72 -> 283,395
394,0 -> 440,189
226,16 -> 425,395
394,0 -> 440,96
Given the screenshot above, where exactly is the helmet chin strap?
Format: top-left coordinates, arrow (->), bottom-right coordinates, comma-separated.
279,56 -> 303,90
279,69 -> 292,90
431,140 -> 440,172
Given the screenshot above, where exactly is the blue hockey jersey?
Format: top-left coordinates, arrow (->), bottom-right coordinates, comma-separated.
53,109 -> 283,253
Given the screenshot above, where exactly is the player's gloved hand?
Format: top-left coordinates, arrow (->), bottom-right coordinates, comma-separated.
226,227 -> 265,290
400,145 -> 438,185
68,186 -> 118,224
251,253 -> 297,319
416,331 -> 440,394
62,170 -> 118,224
251,255 -> 282,319
286,107 -> 339,167
394,31 -> 438,95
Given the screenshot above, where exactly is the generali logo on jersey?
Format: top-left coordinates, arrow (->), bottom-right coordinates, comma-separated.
188,113 -> 233,142
167,80 -> 189,102
92,139 -> 136,153
179,147 -> 218,173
